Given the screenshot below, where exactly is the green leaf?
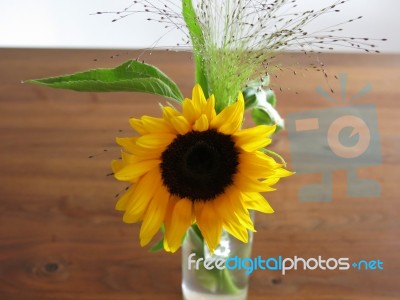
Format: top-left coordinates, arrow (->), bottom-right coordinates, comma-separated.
149,238 -> 165,253
265,89 -> 277,107
252,107 -> 273,125
242,88 -> 258,109
252,104 -> 284,131
182,0 -> 209,97
242,76 -> 274,110
27,60 -> 184,103
243,86 -> 284,131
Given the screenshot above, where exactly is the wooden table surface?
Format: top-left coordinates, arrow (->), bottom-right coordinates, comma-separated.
0,49 -> 399,300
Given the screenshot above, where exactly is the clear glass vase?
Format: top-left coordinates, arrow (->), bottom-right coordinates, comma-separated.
182,224 -> 254,300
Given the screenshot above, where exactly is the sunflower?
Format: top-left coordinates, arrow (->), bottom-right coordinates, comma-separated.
113,84 -> 292,253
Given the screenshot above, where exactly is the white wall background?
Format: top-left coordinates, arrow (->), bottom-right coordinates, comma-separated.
0,0 -> 399,53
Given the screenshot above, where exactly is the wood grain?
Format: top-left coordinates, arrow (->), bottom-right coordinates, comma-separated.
0,49 -> 399,300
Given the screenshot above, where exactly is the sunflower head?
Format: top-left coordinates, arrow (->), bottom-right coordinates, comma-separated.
113,84 -> 293,253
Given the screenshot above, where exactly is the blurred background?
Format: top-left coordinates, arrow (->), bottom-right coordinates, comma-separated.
0,0 -> 399,52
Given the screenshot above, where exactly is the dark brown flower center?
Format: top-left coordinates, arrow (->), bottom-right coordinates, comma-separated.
160,129 -> 239,201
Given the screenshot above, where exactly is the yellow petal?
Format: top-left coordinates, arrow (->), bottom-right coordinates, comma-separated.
203,94 -> 216,121
240,138 -> 272,152
192,84 -> 207,107
239,152 -> 281,179
270,168 -> 295,178
126,143 -> 162,160
234,125 -> 276,152
136,134 -> 175,149
182,98 -> 201,124
211,93 -> 244,134
115,185 -> 134,211
163,105 -> 181,120
117,137 -> 160,160
114,160 -> 160,182
164,198 -> 193,253
235,124 -> 276,140
238,151 -> 293,179
141,116 -> 175,134
193,114 -> 209,132
196,202 -> 223,253
243,192 -> 274,213
139,185 -> 170,246
226,189 -> 255,232
236,211 -> 256,233
262,177 -> 281,186
223,219 -> 249,243
111,159 -> 125,174
123,169 -> 160,222
129,118 -> 148,135
213,195 -> 248,243
234,172 -> 276,193
119,150 -> 148,165
170,116 -> 191,134
116,137 -> 138,153
223,186 -> 248,219
240,151 -> 280,169
213,195 -> 237,222
163,196 -> 178,252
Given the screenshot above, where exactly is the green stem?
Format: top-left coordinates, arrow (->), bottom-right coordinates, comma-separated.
188,224 -> 242,295
218,267 -> 242,294
182,0 -> 209,97
189,224 -> 205,256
